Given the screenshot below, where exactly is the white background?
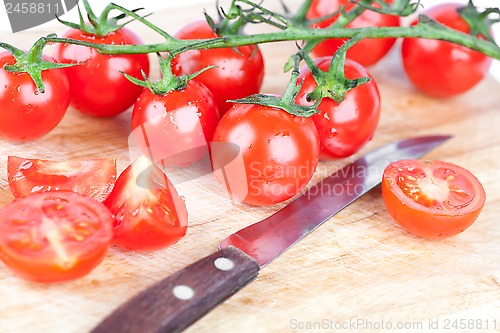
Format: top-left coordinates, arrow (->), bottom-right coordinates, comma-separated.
0,0 -> 499,79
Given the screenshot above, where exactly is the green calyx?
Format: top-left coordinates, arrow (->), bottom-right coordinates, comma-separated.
230,53 -> 320,118
303,34 -> 370,104
458,0 -> 500,43
56,0 -> 148,37
124,53 -> 214,96
231,34 -> 370,117
0,35 -> 74,93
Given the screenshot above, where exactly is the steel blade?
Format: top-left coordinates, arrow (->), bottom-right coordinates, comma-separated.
219,135 -> 451,266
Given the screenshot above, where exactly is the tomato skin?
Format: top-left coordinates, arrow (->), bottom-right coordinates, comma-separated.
382,159 -> 486,238
0,52 -> 70,142
308,0 -> 400,66
0,191 -> 114,283
211,103 -> 320,206
172,20 -> 265,113
7,156 -> 116,203
296,57 -> 381,159
105,156 -> 188,252
131,80 -> 220,167
401,3 -> 492,97
53,28 -> 150,117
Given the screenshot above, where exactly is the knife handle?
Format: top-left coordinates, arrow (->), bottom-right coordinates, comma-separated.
90,246 -> 260,333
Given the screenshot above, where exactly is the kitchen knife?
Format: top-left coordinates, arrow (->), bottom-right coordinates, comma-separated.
90,135 -> 451,333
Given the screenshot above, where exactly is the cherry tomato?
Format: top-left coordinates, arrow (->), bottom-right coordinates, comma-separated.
0,191 -> 114,283
211,103 -> 320,206
401,3 -> 492,97
382,159 -> 486,238
0,52 -> 70,141
105,156 -> 188,252
7,156 -> 116,203
131,80 -> 220,167
308,0 -> 400,66
53,27 -> 150,117
172,20 -> 265,113
295,57 -> 381,159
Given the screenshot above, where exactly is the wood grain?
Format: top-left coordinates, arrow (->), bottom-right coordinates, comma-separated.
90,247 -> 259,333
1,1 -> 500,333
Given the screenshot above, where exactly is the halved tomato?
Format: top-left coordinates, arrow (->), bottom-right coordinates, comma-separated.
0,191 -> 114,283
382,159 -> 486,238
7,156 -> 116,203
105,156 -> 188,252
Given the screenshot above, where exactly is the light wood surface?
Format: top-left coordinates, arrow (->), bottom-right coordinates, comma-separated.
1,1 -> 499,333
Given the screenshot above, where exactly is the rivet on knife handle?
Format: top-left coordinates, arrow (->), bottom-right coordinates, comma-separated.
90,246 -> 259,333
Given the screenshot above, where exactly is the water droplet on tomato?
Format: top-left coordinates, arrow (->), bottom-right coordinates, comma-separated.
325,127 -> 337,138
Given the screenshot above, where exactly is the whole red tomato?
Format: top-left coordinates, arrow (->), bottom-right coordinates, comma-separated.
211,102 -> 320,206
131,80 -> 220,167
0,52 -> 70,142
308,0 -> 400,66
172,20 -> 265,113
295,57 -> 381,159
401,3 -> 492,97
53,27 -> 150,117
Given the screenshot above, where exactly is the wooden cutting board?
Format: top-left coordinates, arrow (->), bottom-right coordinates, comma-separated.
1,1 -> 500,333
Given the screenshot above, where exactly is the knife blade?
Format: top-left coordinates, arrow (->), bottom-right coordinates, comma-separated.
90,135 -> 451,333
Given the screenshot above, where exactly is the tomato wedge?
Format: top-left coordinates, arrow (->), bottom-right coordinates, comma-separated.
0,191 -> 114,283
7,156 -> 116,203
105,156 -> 188,252
382,159 -> 486,238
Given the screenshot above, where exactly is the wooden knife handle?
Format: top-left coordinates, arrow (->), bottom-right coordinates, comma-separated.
90,246 -> 260,333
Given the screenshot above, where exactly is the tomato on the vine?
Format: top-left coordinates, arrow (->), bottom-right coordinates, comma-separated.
382,159 -> 486,238
131,80 -> 220,167
7,156 -> 116,203
0,191 -> 114,283
295,57 -> 381,159
401,3 -> 492,97
211,102 -> 320,206
307,0 -> 400,66
172,20 -> 265,113
53,27 -> 150,117
0,52 -> 70,142
105,156 -> 188,252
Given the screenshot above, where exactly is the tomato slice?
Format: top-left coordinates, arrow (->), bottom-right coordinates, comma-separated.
105,156 -> 188,252
7,156 -> 117,203
382,159 -> 486,238
0,191 -> 114,282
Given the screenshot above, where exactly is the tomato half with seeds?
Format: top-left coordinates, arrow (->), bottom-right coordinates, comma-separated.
308,0 -> 400,66
211,102 -> 320,206
172,20 -> 265,113
401,3 -> 492,97
0,191 -> 114,283
105,156 -> 188,252
53,27 -> 150,117
382,159 -> 486,238
8,156 -> 116,203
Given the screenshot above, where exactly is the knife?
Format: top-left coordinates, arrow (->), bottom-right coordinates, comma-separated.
90,135 -> 451,333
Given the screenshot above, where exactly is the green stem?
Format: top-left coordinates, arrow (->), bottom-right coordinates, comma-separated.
45,14 -> 500,60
